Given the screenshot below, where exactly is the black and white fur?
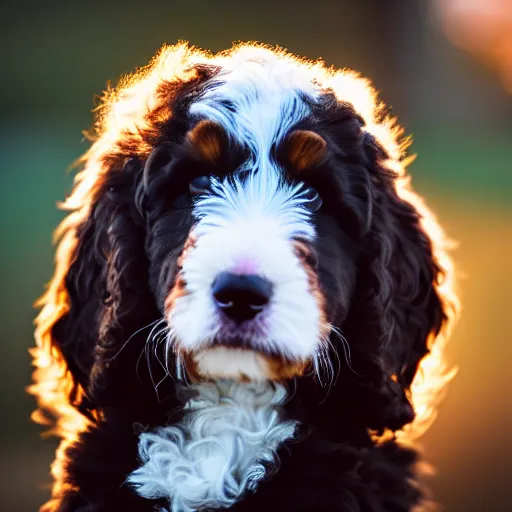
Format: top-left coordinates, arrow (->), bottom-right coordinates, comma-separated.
31,43 -> 457,512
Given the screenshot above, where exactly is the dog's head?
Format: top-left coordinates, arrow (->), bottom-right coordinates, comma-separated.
31,43 -> 457,437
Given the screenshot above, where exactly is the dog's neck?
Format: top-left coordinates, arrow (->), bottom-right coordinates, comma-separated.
128,380 -> 297,512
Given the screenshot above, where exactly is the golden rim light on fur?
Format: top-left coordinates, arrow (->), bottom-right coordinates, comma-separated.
30,42 -> 459,448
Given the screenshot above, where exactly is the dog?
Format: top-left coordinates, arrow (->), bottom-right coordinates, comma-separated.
30,43 -> 457,512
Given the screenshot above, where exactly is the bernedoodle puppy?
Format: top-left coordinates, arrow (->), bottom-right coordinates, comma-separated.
30,43 -> 458,512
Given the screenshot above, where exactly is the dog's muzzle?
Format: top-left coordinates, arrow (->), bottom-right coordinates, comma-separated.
163,175 -> 328,382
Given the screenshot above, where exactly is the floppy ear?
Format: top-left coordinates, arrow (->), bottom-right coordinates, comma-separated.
30,157 -> 164,435
340,131 -> 456,433
30,57 -> 218,434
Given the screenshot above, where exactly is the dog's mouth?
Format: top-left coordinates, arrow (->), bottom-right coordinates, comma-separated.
180,339 -> 309,382
166,234 -> 327,383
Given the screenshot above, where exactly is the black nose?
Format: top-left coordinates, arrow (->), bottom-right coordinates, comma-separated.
212,272 -> 273,322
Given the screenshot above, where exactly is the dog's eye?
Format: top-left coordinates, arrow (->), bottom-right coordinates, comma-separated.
189,175 -> 211,196
302,188 -> 323,212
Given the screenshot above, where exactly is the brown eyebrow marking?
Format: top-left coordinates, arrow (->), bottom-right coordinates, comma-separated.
285,129 -> 327,171
186,119 -> 228,165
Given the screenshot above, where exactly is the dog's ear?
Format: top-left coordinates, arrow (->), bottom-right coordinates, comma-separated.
340,132 -> 457,433
29,48 -> 217,435
30,157 -> 163,434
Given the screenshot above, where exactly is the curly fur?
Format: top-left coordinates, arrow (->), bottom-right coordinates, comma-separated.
30,42 -> 458,512
128,381 -> 296,512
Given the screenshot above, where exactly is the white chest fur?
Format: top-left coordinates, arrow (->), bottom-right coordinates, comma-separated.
127,381 -> 297,512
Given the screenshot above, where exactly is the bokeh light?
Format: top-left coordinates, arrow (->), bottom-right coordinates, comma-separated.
1,1 -> 511,510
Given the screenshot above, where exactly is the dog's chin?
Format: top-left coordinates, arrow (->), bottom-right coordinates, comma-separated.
185,346 -> 308,383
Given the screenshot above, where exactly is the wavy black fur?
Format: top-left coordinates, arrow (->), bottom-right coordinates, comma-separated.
31,43 -> 456,512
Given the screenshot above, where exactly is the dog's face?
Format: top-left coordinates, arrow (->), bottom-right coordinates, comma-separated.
32,44 -> 456,438
145,121 -> 359,383
139,62 -> 369,383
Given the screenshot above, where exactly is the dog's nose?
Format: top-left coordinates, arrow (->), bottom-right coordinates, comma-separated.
212,272 -> 273,322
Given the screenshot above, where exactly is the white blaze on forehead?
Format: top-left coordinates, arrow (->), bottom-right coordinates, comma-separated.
190,49 -> 319,162
189,48 -> 321,243
192,174 -> 316,241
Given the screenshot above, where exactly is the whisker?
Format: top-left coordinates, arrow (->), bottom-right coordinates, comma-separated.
106,318 -> 163,362
147,319 -> 168,345
325,336 -> 340,385
136,318 -> 172,395
175,349 -> 189,385
313,341 -> 328,384
329,325 -> 362,377
314,341 -> 335,404
135,345 -> 147,384
313,324 -> 361,404
163,328 -> 185,384
153,336 -> 169,374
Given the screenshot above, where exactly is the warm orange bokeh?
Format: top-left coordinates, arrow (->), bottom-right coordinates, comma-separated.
434,0 -> 512,92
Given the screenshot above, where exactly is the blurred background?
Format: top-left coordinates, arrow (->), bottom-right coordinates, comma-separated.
1,0 -> 511,510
